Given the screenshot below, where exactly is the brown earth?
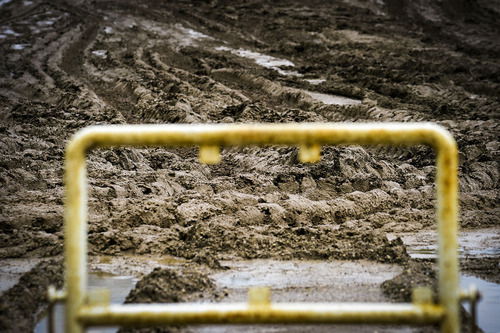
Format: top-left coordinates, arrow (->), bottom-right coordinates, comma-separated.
382,259 -> 482,333
462,257 -> 500,284
0,0 -> 499,331
0,259 -> 63,332
119,267 -> 221,333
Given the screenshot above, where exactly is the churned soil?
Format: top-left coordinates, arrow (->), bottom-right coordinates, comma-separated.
382,259 -> 484,333
0,259 -> 63,332
0,0 -> 498,331
119,267 -> 222,333
462,257 -> 500,284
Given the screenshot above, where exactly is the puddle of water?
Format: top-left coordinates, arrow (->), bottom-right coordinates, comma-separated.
215,46 -> 302,77
2,28 -> 20,36
305,78 -> 326,85
109,16 -> 209,47
388,227 -> 500,259
178,25 -> 210,40
37,20 -> 55,27
461,275 -> 500,333
93,254 -> 186,268
213,259 -> 401,303
34,272 -> 138,333
0,258 -> 44,293
153,255 -> 187,265
0,273 -> 21,293
11,44 -> 29,50
203,259 -> 411,332
92,50 -> 108,59
302,90 -> 362,105
135,20 -> 212,47
87,254 -> 187,282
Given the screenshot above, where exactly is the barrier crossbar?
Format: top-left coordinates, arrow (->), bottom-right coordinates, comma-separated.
61,123 -> 460,332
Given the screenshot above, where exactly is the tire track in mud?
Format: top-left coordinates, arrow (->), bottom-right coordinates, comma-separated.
0,0 -> 498,255
1,0 -> 498,260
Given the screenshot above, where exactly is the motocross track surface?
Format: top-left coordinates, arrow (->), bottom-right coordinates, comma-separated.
0,0 -> 499,332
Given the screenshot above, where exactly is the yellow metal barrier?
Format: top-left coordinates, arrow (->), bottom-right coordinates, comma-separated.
61,123 -> 460,332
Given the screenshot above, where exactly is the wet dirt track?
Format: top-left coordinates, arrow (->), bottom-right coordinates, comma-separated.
0,0 -> 499,332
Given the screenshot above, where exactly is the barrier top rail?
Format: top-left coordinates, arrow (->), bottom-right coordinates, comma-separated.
61,122 -> 460,333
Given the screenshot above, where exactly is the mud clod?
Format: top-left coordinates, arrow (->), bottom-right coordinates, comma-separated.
0,259 -> 63,333
124,267 -> 216,304
381,260 -> 437,303
119,267 -> 218,333
462,257 -> 500,284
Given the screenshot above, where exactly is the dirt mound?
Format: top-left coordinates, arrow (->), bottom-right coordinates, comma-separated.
176,225 -> 409,263
0,259 -> 63,332
382,259 -> 484,333
120,267 -> 220,333
381,260 -> 437,302
124,267 -> 217,304
462,257 -> 500,284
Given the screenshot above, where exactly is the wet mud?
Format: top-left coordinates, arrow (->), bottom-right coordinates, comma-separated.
388,227 -> 500,259
0,0 -> 499,332
118,267 -> 221,333
0,259 -> 63,333
382,260 -> 483,333
462,257 -> 500,284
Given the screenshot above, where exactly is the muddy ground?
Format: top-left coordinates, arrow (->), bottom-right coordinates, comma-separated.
0,0 -> 499,332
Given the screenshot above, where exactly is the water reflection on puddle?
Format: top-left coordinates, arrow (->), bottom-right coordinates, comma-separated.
390,228 -> 500,332
304,78 -> 326,85
212,259 -> 401,303
302,89 -> 362,106
215,46 -> 302,77
461,275 -> 500,333
388,228 -> 500,259
30,260 -> 500,333
34,273 -> 137,333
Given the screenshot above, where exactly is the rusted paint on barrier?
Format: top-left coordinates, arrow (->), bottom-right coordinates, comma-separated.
63,123 -> 459,332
